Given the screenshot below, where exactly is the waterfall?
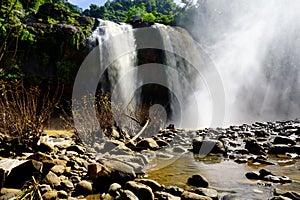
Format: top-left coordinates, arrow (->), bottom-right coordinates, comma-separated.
84,3 -> 300,130
153,24 -> 217,128
87,20 -> 219,129
181,0 -> 300,126
88,19 -> 137,113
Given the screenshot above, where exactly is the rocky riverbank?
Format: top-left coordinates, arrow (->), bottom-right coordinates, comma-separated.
0,119 -> 300,199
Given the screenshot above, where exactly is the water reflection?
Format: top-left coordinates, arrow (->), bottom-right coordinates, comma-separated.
148,152 -> 300,199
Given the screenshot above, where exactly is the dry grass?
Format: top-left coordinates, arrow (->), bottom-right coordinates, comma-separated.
0,80 -> 61,138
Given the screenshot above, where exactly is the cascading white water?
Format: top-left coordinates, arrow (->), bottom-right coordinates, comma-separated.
153,24 -> 215,128
181,0 -> 300,126
89,19 -> 137,112
87,2 -> 300,129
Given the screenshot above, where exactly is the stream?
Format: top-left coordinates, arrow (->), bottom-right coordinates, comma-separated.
148,152 -> 300,199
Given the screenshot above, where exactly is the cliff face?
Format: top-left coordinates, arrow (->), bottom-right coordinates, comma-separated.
1,3 -> 94,83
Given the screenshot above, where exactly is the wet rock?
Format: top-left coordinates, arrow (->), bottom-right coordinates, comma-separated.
43,171 -> 61,188
27,152 -> 53,162
292,145 -> 300,154
251,158 -> 275,165
75,180 -> 92,196
193,188 -> 218,200
42,190 -> 58,200
279,176 -> 292,184
181,191 -> 213,200
66,145 -> 86,154
269,145 -> 291,154
192,137 -> 225,155
156,139 -> 169,147
274,189 -> 300,199
165,186 -> 185,196
155,191 -> 181,200
105,160 -> 136,179
245,171 -> 260,180
259,169 -> 274,178
136,138 -> 159,150
125,181 -> 155,200
254,130 -> 270,137
93,161 -> 136,193
51,165 -> 65,175
57,190 -> 68,198
245,139 -> 266,155
61,180 -> 74,191
270,196 -> 292,200
39,184 -> 52,194
234,158 -> 248,164
277,159 -> 295,166
87,163 -> 104,180
4,160 -> 42,189
38,142 -> 56,153
0,188 -> 21,199
137,179 -> 163,192
108,183 -> 122,197
274,136 -> 296,145
263,175 -> 281,183
117,190 -> 139,200
173,146 -> 187,153
187,174 -> 209,188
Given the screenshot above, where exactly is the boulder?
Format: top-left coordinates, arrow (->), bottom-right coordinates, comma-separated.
0,188 -> 21,199
194,188 -> 218,200
165,186 -> 185,196
192,137 -> 225,155
274,136 -> 296,145
269,145 -> 292,154
187,174 -> 209,188
43,171 -> 61,188
75,181 -> 92,196
66,145 -> 86,154
27,152 -> 53,162
125,181 -> 155,200
136,138 -> 159,150
39,184 -> 52,194
155,191 -> 181,200
51,165 -> 65,175
60,180 -> 74,191
181,191 -> 212,200
57,190 -> 68,198
245,171 -> 260,180
137,179 -> 163,192
117,190 -> 139,200
93,161 -> 136,193
4,160 -> 42,189
108,183 -> 122,197
245,139 -> 266,155
42,190 -> 58,200
274,189 -> 300,200
38,142 -> 56,153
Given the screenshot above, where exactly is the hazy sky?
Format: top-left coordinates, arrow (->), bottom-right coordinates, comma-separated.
69,0 -> 183,10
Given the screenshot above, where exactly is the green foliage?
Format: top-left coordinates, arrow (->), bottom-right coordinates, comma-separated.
83,0 -> 179,25
143,12 -> 156,22
0,64 -> 24,81
20,28 -> 36,44
67,15 -> 76,24
53,0 -> 82,15
47,16 -> 58,24
56,60 -> 71,82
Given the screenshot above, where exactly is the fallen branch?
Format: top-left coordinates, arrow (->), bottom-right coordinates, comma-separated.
129,119 -> 150,143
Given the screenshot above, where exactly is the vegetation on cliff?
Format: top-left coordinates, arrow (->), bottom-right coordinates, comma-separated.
83,0 -> 179,25
0,0 -> 93,83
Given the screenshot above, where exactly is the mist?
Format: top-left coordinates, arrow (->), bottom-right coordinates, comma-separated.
181,0 -> 300,127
